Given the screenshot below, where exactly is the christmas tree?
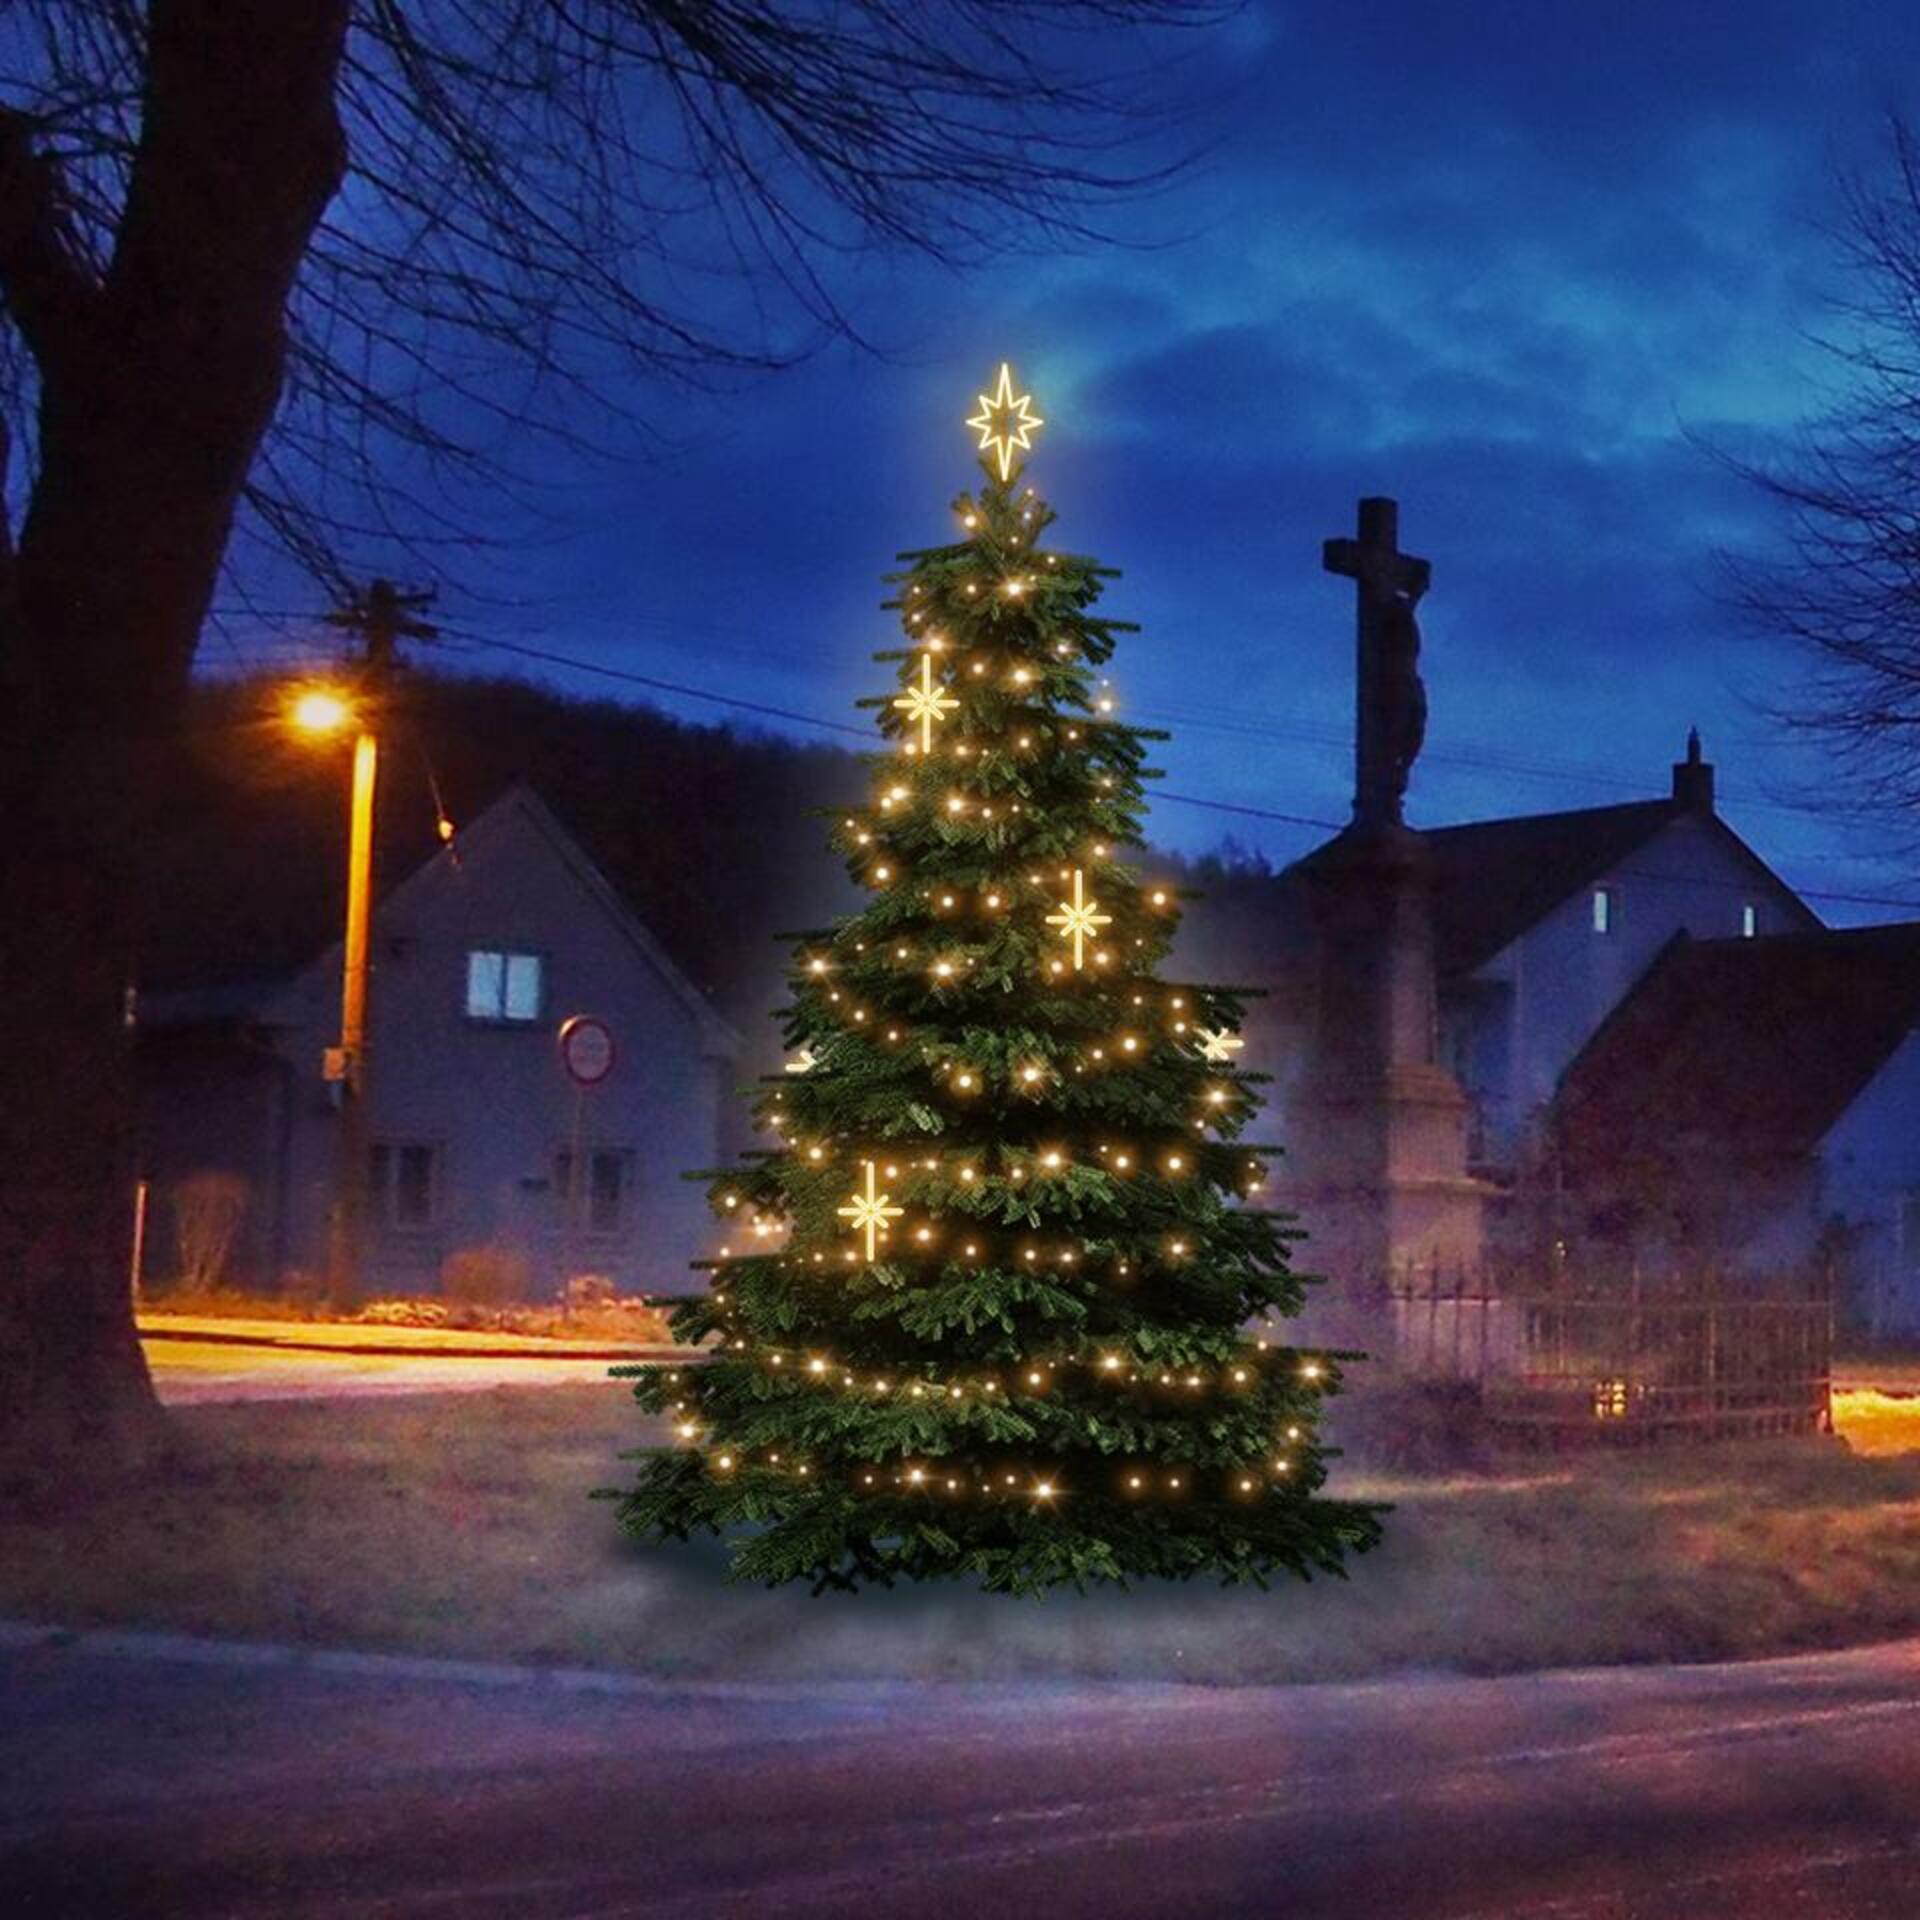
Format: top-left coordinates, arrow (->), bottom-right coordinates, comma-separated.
614,364 -> 1383,1594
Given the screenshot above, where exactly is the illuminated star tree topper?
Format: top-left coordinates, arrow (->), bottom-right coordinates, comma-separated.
966,360 -> 1045,483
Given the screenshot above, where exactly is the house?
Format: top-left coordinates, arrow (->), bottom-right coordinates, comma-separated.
1228,733 -> 1824,1179
1418,732 -> 1821,1169
1201,723 -> 1920,1338
136,785 -> 741,1300
1554,921 -> 1920,1334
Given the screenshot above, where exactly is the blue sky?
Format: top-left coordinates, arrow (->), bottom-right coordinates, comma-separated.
266,1 -> 1920,922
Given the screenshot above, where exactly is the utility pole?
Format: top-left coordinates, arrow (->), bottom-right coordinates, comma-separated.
321,580 -> 437,1309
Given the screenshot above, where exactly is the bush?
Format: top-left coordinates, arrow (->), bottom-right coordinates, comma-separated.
563,1273 -> 617,1312
359,1298 -> 452,1328
171,1170 -> 249,1292
279,1266 -> 328,1310
440,1245 -> 531,1308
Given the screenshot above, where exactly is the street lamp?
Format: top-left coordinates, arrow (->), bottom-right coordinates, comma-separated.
290,688 -> 353,737
287,683 -> 379,1307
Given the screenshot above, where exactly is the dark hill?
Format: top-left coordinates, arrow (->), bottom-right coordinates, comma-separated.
139,669 -> 1287,1068
140,672 -> 866,1048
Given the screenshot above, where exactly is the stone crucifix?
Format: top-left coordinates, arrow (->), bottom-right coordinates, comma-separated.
1323,497 -> 1430,829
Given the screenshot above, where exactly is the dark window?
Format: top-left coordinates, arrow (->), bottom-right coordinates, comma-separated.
555,1148 -> 631,1234
466,949 -> 544,1023
1901,1195 -> 1920,1274
369,1142 -> 438,1228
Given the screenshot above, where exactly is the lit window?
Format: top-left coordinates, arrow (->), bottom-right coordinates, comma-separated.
1591,886 -> 1619,936
466,949 -> 543,1022
555,1147 -> 632,1233
1741,902 -> 1758,939
369,1142 -> 437,1228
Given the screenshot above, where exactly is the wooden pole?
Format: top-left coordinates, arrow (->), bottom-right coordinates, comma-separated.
327,724 -> 379,1308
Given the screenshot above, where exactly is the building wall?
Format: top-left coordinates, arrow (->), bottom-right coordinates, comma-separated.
269,798 -> 735,1298
1818,1030 -> 1920,1335
1453,816 -> 1807,1167
137,1034 -> 296,1293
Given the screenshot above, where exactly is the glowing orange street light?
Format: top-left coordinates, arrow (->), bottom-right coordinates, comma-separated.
290,687 -> 353,736
289,681 -> 379,1307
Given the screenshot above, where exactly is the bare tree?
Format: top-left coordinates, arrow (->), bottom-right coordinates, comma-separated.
1729,113 -> 1920,822
0,0 -> 1224,1474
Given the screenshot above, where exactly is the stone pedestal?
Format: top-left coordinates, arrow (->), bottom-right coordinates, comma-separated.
1280,823 -> 1489,1356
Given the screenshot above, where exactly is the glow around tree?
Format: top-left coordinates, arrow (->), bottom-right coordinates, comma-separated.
615,365 -> 1383,1594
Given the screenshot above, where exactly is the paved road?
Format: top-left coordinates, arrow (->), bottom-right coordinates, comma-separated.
136,1317 -> 690,1404
5,1630 -> 1920,1917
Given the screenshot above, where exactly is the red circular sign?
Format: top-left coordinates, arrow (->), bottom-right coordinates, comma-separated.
557,1014 -> 616,1087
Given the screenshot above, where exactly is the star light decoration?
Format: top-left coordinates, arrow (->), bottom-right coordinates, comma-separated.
837,1159 -> 904,1261
1045,867 -> 1112,972
1198,1026 -> 1245,1063
966,360 -> 1045,483
893,654 -> 960,752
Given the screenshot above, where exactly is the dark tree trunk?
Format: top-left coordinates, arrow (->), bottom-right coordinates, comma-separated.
0,0 -> 349,1477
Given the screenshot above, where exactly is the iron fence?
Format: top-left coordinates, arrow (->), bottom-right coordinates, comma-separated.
1385,1263 -> 1833,1443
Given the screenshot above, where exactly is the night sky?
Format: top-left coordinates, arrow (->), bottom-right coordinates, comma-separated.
257,1 -> 1920,925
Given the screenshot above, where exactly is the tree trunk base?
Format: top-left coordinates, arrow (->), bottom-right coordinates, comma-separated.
0,1304 -> 169,1490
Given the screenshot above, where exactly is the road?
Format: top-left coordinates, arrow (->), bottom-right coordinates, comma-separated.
137,1316 -> 687,1403
4,1628 -> 1920,1917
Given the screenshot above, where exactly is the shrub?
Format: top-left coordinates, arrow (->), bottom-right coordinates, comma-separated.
440,1245 -> 531,1308
359,1298 -> 452,1328
563,1273 -> 617,1312
171,1171 -> 249,1291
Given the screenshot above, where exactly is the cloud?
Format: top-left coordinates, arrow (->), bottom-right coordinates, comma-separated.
393,1 -> 1920,911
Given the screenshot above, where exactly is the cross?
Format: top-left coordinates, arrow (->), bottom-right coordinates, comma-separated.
1323,497 -> 1430,828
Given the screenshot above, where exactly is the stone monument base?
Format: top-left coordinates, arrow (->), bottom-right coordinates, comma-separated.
1279,821 -> 1492,1362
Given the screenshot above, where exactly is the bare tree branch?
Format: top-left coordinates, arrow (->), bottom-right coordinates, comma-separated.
1724,110 -> 1920,826
0,0 -> 1224,603
0,104 -> 100,376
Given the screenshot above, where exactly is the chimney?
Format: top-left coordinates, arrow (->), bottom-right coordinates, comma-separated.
1671,726 -> 1715,814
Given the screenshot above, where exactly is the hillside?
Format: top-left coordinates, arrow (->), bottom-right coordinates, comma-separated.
139,669 -> 1290,1068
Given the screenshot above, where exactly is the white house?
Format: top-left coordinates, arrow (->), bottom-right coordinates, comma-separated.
137,785 -> 740,1299
1207,733 -> 1823,1178
1419,733 -> 1820,1168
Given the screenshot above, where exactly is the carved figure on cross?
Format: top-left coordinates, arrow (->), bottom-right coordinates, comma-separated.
1323,497 -> 1430,829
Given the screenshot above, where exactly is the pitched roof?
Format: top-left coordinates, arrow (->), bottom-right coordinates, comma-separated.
1419,800 -> 1679,973
145,784 -> 741,1058
1286,796 -> 1818,976
362,784 -> 742,1058
1556,921 -> 1920,1164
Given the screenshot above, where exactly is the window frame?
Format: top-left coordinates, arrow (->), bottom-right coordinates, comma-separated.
464,947 -> 547,1026
368,1139 -> 442,1231
553,1145 -> 636,1237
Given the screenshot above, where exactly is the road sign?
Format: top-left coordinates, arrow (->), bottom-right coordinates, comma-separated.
557,1014 -> 616,1087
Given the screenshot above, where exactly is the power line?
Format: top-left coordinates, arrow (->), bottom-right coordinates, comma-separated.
1156,791 -> 1343,832
446,632 -> 872,739
311,623 -> 1920,918
431,607 -> 1829,823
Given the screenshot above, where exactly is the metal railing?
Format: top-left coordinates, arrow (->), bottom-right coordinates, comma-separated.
1384,1261 -> 1833,1443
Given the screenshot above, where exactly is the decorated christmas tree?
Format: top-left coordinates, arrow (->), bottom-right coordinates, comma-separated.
614,364 -> 1383,1594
